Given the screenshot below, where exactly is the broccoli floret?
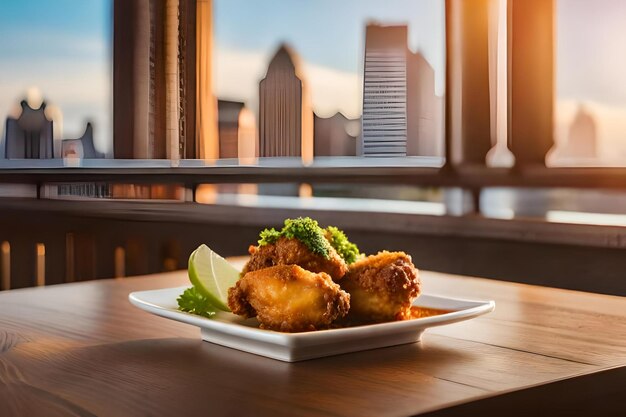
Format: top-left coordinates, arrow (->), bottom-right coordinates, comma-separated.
258,228 -> 281,245
325,226 -> 361,264
256,217 -> 361,263
282,217 -> 332,258
257,217 -> 332,259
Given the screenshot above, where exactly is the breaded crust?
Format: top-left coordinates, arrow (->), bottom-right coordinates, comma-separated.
228,264 -> 350,332
341,251 -> 420,323
242,237 -> 348,281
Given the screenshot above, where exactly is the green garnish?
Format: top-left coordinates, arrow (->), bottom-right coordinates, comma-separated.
258,227 -> 281,245
325,226 -> 361,264
258,217 -> 332,259
177,286 -> 217,318
282,218 -> 332,258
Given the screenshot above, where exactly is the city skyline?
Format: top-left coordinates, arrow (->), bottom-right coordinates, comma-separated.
1,1 -> 626,161
0,0 -> 111,156
213,0 -> 446,123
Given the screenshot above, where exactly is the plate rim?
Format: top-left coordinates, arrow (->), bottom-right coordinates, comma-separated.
128,286 -> 495,344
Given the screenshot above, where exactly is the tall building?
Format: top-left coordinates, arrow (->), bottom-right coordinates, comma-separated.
4,100 -> 54,159
361,25 -> 408,157
314,113 -> 358,157
61,123 -> 105,159
218,100 -> 245,159
407,52 -> 441,156
258,44 -> 313,159
361,24 -> 441,157
558,104 -> 598,160
217,100 -> 257,159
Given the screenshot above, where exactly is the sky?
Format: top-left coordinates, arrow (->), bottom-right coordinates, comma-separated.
0,0 -> 111,156
213,0 -> 446,119
0,0 -> 625,160
554,0 -> 626,161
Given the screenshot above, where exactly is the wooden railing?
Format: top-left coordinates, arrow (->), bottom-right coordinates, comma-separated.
0,172 -> 625,296
2,158 -> 626,212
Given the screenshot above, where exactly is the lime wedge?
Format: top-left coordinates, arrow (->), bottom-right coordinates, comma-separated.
188,244 -> 240,311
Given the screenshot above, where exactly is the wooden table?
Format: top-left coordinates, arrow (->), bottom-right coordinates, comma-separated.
1,259 -> 625,416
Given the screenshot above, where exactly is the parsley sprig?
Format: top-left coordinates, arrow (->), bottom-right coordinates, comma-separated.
177,287 -> 217,318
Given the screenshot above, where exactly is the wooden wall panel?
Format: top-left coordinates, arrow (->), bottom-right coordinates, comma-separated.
0,201 -> 623,295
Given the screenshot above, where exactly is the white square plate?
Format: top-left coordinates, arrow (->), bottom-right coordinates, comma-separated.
129,286 -> 495,362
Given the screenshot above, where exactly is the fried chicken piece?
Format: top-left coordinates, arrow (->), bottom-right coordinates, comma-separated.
341,251 -> 420,323
228,264 -> 350,332
242,237 -> 348,281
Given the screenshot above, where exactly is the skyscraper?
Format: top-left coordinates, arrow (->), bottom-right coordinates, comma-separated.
217,100 -> 257,159
258,44 -> 313,159
361,25 -> 409,157
314,113 -> 358,157
407,52 -> 441,156
556,104 -> 598,161
361,24 -> 441,157
218,100 -> 245,159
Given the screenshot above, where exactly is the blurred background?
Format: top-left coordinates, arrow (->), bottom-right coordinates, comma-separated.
0,0 -> 625,295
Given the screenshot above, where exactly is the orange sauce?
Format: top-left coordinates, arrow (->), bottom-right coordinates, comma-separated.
333,307 -> 452,329
410,306 -> 451,319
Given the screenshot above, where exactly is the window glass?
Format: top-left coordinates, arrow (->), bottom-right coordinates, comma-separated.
552,0 -> 626,166
213,0 -> 445,159
0,0 -> 112,159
